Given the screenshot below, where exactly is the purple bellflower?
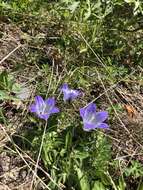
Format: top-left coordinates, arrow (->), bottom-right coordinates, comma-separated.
29,96 -> 59,120
61,83 -> 80,101
80,103 -> 109,131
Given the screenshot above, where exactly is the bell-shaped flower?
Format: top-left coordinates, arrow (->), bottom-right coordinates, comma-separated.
29,96 -> 59,120
61,83 -> 80,101
80,103 -> 109,131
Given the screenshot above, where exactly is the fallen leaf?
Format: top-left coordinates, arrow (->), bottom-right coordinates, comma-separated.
124,104 -> 137,118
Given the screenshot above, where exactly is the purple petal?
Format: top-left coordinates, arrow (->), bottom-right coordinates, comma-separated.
86,103 -> 96,113
35,96 -> 44,106
45,97 -> 55,107
63,92 -> 71,101
61,83 -> 68,91
83,123 -> 97,131
80,108 -> 86,118
30,96 -> 59,120
70,90 -> 80,100
39,113 -> 50,120
97,123 -> 109,129
61,84 -> 80,101
51,107 -> 60,114
63,90 -> 80,101
29,104 -> 37,113
84,103 -> 96,119
95,111 -> 108,123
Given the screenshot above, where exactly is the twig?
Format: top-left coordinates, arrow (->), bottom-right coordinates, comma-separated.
30,120 -> 48,190
0,44 -> 22,64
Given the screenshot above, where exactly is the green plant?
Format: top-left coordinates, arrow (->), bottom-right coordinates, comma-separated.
1,0 -> 143,189
125,161 -> 143,178
0,71 -> 27,101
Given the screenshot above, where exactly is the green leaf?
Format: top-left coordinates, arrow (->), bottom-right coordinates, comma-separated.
0,90 -> 10,100
0,71 -> 8,90
0,71 -> 14,91
118,176 -> 126,190
73,150 -> 89,160
124,0 -> 135,3
92,181 -> 106,190
65,130 -> 72,151
125,161 -> 143,178
100,173 -> 112,186
68,1 -> 80,13
75,167 -> 90,190
137,181 -> 143,190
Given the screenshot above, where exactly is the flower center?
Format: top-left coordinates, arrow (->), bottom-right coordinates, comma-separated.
38,103 -> 49,115
85,112 -> 96,124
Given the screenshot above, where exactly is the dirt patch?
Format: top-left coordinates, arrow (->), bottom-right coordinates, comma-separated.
0,22 -> 24,70
111,79 -> 143,161
0,152 -> 32,190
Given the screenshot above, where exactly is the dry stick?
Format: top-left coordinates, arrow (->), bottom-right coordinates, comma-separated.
118,147 -> 140,177
96,64 -> 143,148
6,138 -> 64,190
106,171 -> 118,190
30,120 -> 48,190
79,32 -> 143,148
1,63 -> 62,188
29,61 -> 54,189
115,152 -> 143,161
76,63 -> 136,109
46,59 -> 55,98
0,165 -> 27,179
78,32 -> 109,72
0,44 -> 22,64
0,183 -> 11,190
139,65 -> 143,72
116,87 -> 142,113
0,45 -> 62,189
0,124 -> 49,189
15,145 -> 64,190
125,147 -> 139,168
78,31 -> 137,92
53,70 -> 64,95
71,64 -> 136,109
15,145 -> 51,190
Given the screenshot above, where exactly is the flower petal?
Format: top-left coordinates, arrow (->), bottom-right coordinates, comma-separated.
45,97 -> 55,107
70,90 -> 80,100
39,113 -> 50,120
84,103 -> 96,120
95,111 -> 108,123
97,123 -> 109,129
61,84 -> 80,101
83,123 -> 97,131
85,103 -> 96,114
29,104 -> 37,113
63,92 -> 71,101
51,107 -> 60,114
80,108 -> 86,118
61,83 -> 68,91
63,89 -> 80,101
35,96 -> 44,106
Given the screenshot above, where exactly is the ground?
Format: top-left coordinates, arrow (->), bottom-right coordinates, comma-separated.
0,1 -> 143,190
